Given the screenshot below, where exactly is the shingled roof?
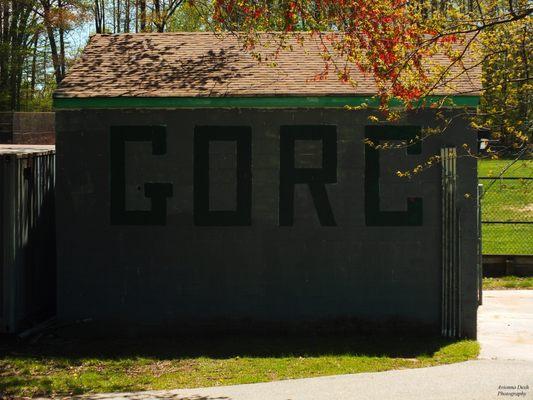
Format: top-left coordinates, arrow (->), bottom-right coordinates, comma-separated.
54,32 -> 481,99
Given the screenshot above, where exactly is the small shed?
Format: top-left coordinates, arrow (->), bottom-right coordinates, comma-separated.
53,33 -> 481,338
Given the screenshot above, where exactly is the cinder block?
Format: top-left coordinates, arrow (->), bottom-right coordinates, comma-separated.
54,108 -> 478,338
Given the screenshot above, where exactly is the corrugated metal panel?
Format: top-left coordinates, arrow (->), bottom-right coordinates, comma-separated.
0,145 -> 56,333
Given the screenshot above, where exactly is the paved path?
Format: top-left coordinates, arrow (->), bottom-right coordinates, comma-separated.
73,290 -> 533,400
77,359 -> 532,400
478,290 -> 533,361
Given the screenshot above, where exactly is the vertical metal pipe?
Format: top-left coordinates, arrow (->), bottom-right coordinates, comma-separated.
441,148 -> 446,336
441,147 -> 460,338
477,184 -> 483,305
446,148 -> 450,336
441,149 -> 445,336
446,149 -> 454,337
451,149 -> 457,337
458,206 -> 462,336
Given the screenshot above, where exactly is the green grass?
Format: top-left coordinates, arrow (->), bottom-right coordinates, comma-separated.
0,335 -> 479,397
478,159 -> 533,178
483,276 -> 533,290
478,159 -> 533,255
482,224 -> 533,255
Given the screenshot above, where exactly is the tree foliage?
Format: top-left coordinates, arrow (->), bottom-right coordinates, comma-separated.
0,0 -> 531,155
0,0 -> 87,110
212,0 -> 532,149
0,0 -> 39,110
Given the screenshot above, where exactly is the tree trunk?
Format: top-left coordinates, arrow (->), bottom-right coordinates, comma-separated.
0,1 -> 10,108
139,0 -> 146,31
8,0 -> 20,110
124,0 -> 129,32
41,1 -> 63,84
58,0 -> 66,79
153,0 -> 163,32
30,31 -> 38,94
102,0 -> 105,32
117,0 -> 121,33
94,0 -> 102,33
45,25 -> 61,84
112,0 -> 115,32
134,0 -> 138,32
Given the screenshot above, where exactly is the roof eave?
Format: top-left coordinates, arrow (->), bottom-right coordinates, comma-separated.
53,95 -> 480,110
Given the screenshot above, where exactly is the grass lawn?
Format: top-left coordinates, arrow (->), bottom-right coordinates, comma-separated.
0,334 -> 479,397
482,223 -> 533,255
478,159 -> 532,255
483,276 -> 533,290
478,159 -> 533,178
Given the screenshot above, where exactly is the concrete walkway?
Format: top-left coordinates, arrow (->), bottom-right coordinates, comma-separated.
76,359 -> 532,400
73,290 -> 533,400
478,290 -> 533,361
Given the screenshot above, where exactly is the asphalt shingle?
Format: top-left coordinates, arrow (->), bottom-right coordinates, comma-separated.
54,32 -> 481,98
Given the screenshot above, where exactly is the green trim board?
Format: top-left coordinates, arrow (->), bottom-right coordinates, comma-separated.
53,95 -> 479,109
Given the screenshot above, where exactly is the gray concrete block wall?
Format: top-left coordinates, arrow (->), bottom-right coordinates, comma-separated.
0,112 -> 14,143
0,112 -> 55,144
55,108 -> 478,337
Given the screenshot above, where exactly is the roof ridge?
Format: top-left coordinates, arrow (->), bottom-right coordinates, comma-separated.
91,31 -> 318,36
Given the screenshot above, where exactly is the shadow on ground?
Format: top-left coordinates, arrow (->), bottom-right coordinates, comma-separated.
0,331 -> 468,399
0,331 -> 454,360
76,395 -> 229,400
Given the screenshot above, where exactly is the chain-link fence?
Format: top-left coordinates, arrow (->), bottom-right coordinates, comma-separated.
479,176 -> 533,255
